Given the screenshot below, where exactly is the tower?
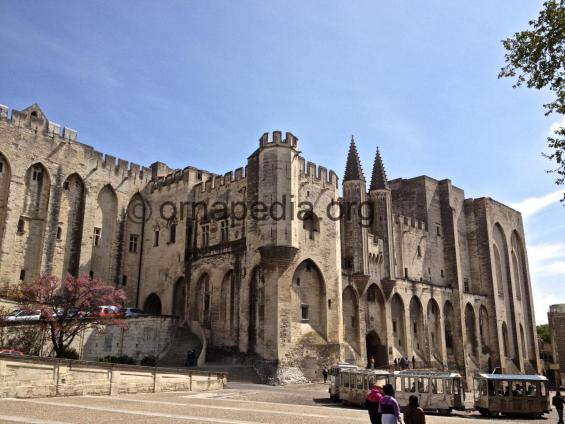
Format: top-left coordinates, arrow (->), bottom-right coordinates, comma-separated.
368,147 -> 395,279
341,136 -> 369,276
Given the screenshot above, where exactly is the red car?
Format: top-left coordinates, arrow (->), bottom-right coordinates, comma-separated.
0,349 -> 24,356
91,305 -> 123,318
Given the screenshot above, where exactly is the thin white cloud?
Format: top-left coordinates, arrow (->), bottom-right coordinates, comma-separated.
549,115 -> 565,136
508,189 -> 563,219
532,286 -> 562,325
528,242 -> 565,324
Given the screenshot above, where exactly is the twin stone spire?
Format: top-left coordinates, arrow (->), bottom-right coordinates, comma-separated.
343,135 -> 389,190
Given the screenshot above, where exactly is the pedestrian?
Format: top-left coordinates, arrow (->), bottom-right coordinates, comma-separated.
322,368 -> 328,383
411,355 -> 416,370
553,389 -> 565,424
370,355 -> 376,369
394,358 -> 398,370
404,395 -> 425,424
379,383 -> 402,424
366,383 -> 383,424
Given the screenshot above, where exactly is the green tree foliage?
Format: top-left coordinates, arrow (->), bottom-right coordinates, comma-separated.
537,323 -> 551,343
499,0 -> 565,198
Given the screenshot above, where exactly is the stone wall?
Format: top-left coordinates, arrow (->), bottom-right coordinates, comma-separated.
549,304 -> 565,386
0,316 -> 180,363
0,355 -> 226,398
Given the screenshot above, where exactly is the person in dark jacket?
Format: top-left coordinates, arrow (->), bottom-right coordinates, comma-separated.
404,395 -> 425,424
553,389 -> 565,424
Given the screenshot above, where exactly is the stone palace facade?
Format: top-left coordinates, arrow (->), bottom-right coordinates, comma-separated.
0,103 -> 540,382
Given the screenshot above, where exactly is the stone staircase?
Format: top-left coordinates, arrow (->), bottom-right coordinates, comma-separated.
158,326 -> 202,367
196,363 -> 262,384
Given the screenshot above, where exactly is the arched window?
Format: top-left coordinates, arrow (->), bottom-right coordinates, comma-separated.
302,211 -> 320,240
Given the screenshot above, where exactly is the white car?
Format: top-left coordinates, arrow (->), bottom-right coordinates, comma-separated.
121,308 -> 146,318
4,310 -> 44,321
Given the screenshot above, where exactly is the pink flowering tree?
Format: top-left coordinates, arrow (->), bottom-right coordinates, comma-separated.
20,274 -> 126,358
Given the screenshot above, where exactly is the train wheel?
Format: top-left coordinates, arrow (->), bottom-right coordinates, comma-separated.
478,408 -> 489,416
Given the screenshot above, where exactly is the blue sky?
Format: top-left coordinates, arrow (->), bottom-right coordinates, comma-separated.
0,0 -> 563,323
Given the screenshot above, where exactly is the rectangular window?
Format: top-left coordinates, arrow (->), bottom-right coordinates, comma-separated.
220,220 -> 229,242
201,224 -> 209,247
301,304 -> 309,322
351,316 -> 356,328
56,226 -> 62,240
441,269 -> 444,278
393,320 -> 397,333
93,227 -> 101,247
129,234 -> 139,253
154,230 -> 159,247
436,225 -> 441,236
404,268 -> 408,279
122,275 -> 127,286
413,322 -> 418,334
17,219 -> 25,234
19,269 -> 25,281
464,279 -> 470,293
169,223 -> 177,243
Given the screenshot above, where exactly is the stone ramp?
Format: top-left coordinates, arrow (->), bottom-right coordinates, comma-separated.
197,363 -> 262,384
158,326 -> 202,367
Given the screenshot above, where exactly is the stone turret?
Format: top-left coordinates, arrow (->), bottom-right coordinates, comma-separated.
370,147 -> 389,190
368,146 -> 395,279
341,136 -> 369,276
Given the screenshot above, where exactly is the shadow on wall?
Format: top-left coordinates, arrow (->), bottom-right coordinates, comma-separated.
79,316 -> 178,363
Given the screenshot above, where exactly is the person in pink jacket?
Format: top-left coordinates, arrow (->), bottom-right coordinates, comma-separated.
366,384 -> 383,424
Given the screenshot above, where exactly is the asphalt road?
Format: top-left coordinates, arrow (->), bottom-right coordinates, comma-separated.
0,382 -> 559,423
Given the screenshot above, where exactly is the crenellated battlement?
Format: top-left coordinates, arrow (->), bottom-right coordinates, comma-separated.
259,131 -> 299,149
0,103 -> 153,184
296,156 -> 338,189
393,213 -> 427,232
192,166 -> 247,195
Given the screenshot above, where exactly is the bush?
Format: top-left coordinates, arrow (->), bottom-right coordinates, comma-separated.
61,348 -> 79,359
140,355 -> 157,366
98,355 -> 136,365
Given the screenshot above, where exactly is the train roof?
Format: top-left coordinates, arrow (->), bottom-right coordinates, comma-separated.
331,363 -> 358,369
341,368 -> 390,375
475,374 -> 548,381
394,370 -> 462,378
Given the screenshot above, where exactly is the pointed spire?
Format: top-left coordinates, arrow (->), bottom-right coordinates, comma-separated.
344,135 -> 365,182
370,146 -> 389,190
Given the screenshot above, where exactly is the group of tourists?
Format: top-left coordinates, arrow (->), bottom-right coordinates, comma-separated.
393,356 -> 416,370
366,383 -> 425,424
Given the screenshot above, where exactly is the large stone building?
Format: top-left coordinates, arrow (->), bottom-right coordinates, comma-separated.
0,103 -> 540,383
548,304 -> 565,386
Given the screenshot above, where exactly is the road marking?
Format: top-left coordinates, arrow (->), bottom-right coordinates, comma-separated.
82,396 -> 366,421
0,416 -> 73,424
182,392 -> 365,414
2,399 -> 263,424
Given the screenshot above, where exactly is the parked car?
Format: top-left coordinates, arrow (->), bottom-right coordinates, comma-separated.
3,309 -> 45,322
91,305 -> 122,318
0,349 -> 24,356
54,307 -> 87,320
121,308 -> 146,318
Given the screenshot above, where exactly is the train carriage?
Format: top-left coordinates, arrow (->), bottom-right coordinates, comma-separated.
328,363 -> 358,401
338,369 -> 390,406
391,370 -> 465,415
473,374 -> 550,418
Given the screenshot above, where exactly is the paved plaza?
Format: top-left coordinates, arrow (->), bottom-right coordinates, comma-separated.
0,383 -> 559,424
